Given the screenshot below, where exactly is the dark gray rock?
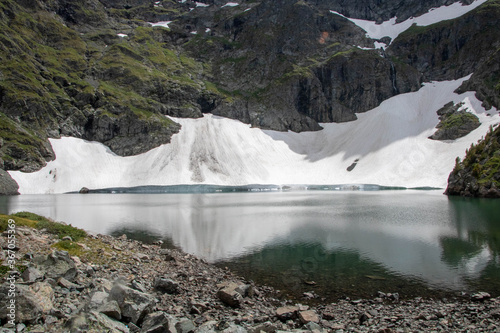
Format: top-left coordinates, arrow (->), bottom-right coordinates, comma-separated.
216,282 -> 246,308
141,311 -> 176,333
0,169 -> 19,195
154,277 -> 181,294
90,311 -> 129,333
79,187 -> 90,194
387,2 -> 499,83
98,300 -> 122,321
275,306 -> 299,321
82,110 -> 182,157
21,266 -> 44,283
108,283 -> 154,325
35,251 -> 77,282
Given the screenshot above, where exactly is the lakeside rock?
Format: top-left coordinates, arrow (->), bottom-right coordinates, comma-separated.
0,170 -> 19,196
1,221 -> 499,332
446,124 -> 500,198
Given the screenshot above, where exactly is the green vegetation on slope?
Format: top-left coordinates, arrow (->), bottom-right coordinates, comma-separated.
447,124 -> 500,197
0,0 -> 224,170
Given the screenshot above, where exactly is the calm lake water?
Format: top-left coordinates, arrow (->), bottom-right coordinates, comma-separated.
1,190 -> 499,302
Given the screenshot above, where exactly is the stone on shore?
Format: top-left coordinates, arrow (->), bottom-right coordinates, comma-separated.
154,277 -> 181,294
276,305 -> 299,321
141,311 -> 176,333
34,250 -> 77,282
298,310 -> 319,324
108,283 -> 154,325
216,281 -> 246,308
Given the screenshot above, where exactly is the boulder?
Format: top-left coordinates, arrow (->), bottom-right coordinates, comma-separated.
108,283 -> 154,325
89,291 -> 110,309
21,266 -> 44,283
220,323 -> 247,333
90,311 -> 130,333
0,169 -> 19,195
79,187 -> 90,194
153,277 -> 180,294
98,300 -> 122,321
298,310 -> 320,324
276,306 -> 299,321
141,311 -> 176,333
34,251 -> 77,282
0,282 -> 54,324
216,282 -> 245,308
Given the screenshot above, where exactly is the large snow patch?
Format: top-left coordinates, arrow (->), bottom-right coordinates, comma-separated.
9,76 -> 500,194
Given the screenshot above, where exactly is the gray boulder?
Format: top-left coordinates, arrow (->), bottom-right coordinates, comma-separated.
153,277 -> 180,294
21,266 -> 44,283
140,311 -> 177,333
108,283 -> 154,325
0,169 -> 19,195
34,251 -> 77,282
0,282 -> 54,324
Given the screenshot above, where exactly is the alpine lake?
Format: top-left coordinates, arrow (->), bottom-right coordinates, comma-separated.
2,186 -> 499,303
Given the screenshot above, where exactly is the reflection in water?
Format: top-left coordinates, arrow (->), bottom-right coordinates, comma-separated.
1,191 -> 499,300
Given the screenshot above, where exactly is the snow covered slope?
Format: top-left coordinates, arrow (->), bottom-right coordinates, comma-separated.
9,77 -> 500,194
331,0 -> 488,47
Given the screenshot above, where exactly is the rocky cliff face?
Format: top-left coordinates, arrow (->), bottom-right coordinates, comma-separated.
446,124 -> 500,198
0,0 -> 499,195
310,0 -> 474,23
386,0 -> 500,83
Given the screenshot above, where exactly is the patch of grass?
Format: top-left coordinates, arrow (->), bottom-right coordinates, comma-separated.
0,214 -> 38,231
0,266 -> 10,277
13,211 -> 87,241
52,240 -> 84,256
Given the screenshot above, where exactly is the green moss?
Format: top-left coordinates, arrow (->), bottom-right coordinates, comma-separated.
52,240 -> 84,256
440,112 -> 480,130
457,125 -> 500,187
12,211 -> 87,241
0,266 -> 10,277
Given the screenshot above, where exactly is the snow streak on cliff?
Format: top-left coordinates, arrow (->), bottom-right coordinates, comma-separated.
330,0 -> 488,47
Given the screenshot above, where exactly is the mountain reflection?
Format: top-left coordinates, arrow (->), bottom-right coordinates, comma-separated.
2,190 -> 500,298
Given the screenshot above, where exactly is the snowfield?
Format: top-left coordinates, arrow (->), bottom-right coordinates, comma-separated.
330,0 -> 488,48
9,76 -> 499,194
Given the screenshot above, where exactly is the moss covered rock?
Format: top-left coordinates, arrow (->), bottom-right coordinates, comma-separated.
429,101 -> 480,141
446,124 -> 500,198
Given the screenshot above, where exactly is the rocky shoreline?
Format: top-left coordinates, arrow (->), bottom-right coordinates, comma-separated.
1,216 -> 499,333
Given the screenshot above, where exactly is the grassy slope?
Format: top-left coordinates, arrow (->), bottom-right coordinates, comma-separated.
0,0 -> 221,170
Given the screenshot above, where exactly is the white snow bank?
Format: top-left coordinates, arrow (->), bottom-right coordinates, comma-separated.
222,2 -> 239,7
195,2 -> 209,7
9,77 -> 499,194
148,21 -> 172,29
331,0 -> 488,47
117,33 -> 127,38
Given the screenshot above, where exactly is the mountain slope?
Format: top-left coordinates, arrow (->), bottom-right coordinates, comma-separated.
9,77 -> 500,194
0,0 -> 499,195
